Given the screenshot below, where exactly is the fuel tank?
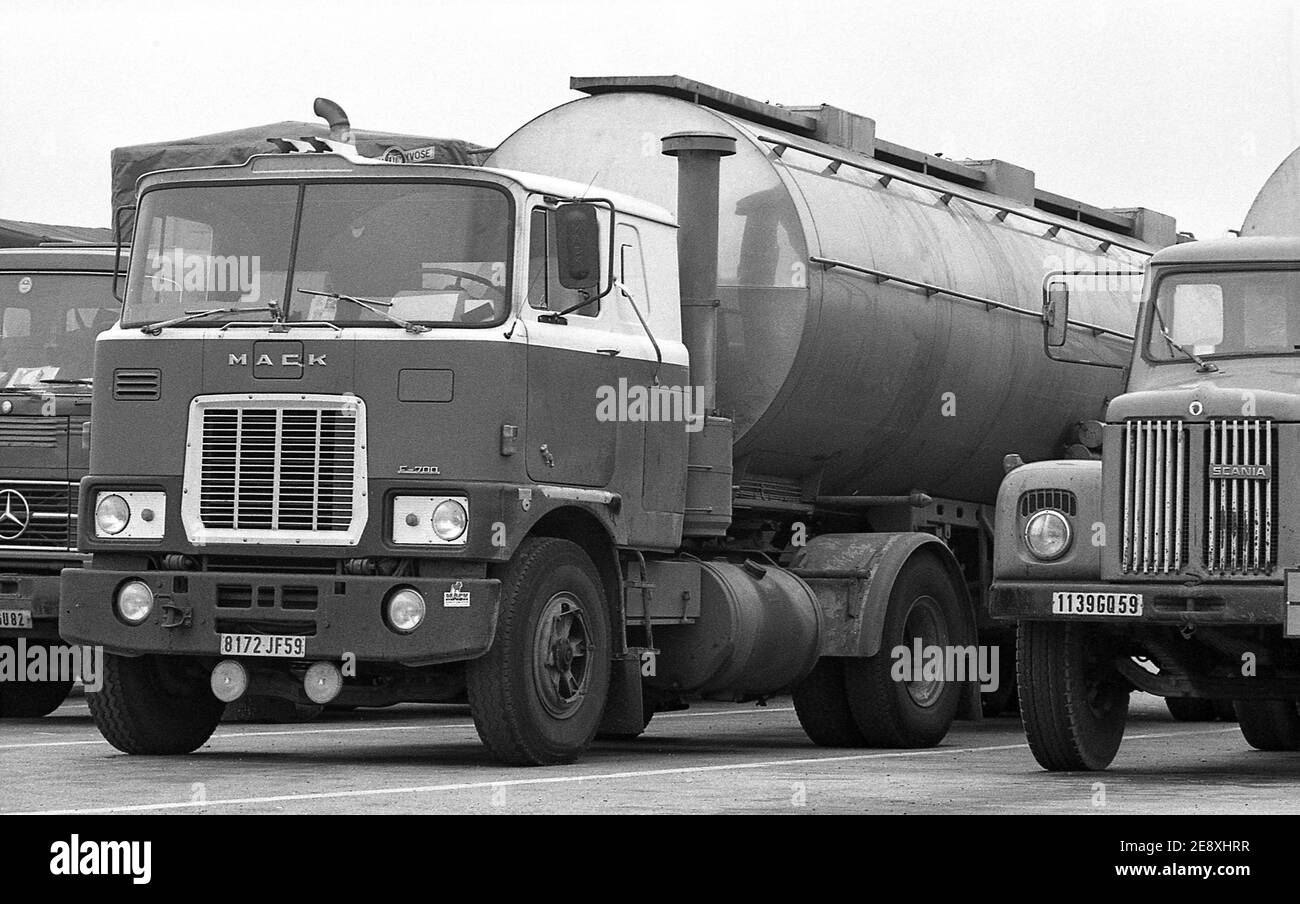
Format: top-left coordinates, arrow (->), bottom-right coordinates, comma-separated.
489,79 -> 1173,503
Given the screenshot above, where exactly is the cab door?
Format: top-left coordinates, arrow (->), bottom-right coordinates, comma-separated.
523,206 -> 617,487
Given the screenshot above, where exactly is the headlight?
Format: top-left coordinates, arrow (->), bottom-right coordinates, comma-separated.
1024,509 -> 1072,561
94,491 -> 167,539
385,588 -> 426,634
431,500 -> 468,542
391,495 -> 469,545
95,494 -> 130,536
115,580 -> 155,625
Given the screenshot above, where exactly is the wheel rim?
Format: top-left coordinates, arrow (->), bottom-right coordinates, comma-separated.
532,591 -> 593,719
902,594 -> 950,708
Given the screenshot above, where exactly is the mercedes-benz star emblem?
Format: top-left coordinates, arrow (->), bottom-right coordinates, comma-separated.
0,489 -> 31,540
1189,400 -> 1204,416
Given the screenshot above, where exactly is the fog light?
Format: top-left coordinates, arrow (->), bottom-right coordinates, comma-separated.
1024,509 -> 1072,561
304,661 -> 343,704
115,580 -> 154,625
211,659 -> 248,703
385,588 -> 426,634
431,499 -> 467,541
95,494 -> 130,536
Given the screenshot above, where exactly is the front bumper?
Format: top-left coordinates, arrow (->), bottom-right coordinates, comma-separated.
990,580 -> 1283,625
60,568 -> 500,666
0,572 -> 64,641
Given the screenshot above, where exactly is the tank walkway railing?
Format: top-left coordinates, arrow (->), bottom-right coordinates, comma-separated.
755,134 -> 1152,257
808,255 -> 1135,342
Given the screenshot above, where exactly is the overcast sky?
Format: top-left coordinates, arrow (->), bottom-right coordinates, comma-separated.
1,0 -> 1295,239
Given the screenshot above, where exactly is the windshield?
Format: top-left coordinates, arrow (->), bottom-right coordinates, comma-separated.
0,271 -> 119,386
1146,270 -> 1300,362
123,181 -> 512,329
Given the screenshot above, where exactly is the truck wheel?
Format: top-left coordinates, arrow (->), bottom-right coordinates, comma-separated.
0,641 -> 73,717
466,537 -> 611,766
1017,621 -> 1129,771
793,658 -> 866,746
1233,700 -> 1300,750
843,554 -> 964,748
88,653 -> 225,754
1165,697 -> 1218,722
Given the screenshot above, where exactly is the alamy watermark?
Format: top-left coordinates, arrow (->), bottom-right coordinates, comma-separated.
146,250 -> 261,297
0,640 -> 103,691
596,378 -> 706,433
890,640 -> 1000,693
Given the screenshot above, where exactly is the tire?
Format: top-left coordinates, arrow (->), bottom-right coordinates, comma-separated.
466,537 -> 612,765
88,653 -> 225,755
1017,620 -> 1129,771
1233,700 -> 1300,751
842,554 -> 965,748
793,657 -> 866,746
0,641 -> 73,717
1165,696 -> 1218,722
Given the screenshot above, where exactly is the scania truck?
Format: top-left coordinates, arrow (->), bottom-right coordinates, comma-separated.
993,148 -> 1300,771
0,244 -> 121,717
62,76 -> 1175,764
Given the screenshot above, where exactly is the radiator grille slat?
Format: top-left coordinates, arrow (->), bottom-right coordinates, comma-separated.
1206,418 -> 1275,574
1121,419 -> 1188,574
190,397 -> 364,543
0,482 -> 75,550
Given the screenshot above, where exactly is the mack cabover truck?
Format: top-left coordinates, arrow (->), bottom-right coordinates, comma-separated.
993,160 -> 1300,771
62,76 -> 1175,765
0,244 -> 121,717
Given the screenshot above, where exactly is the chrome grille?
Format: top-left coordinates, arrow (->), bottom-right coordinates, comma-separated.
1206,419 -> 1275,574
183,395 -> 367,546
1120,419 -> 1188,574
0,481 -> 75,550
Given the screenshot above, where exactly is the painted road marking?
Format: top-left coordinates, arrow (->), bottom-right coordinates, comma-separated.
7,727 -> 1241,815
0,705 -> 799,750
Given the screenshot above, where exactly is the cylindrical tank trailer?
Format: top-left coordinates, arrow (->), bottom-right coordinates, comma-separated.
490,78 -> 1174,505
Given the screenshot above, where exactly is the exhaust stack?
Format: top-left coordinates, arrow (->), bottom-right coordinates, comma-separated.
313,97 -> 353,143
661,131 -> 735,411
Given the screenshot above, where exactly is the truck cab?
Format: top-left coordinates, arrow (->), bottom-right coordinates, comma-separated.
60,150 -> 691,761
992,236 -> 1300,769
0,245 -> 121,717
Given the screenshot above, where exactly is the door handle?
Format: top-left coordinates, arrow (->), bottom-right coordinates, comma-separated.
596,348 -> 621,357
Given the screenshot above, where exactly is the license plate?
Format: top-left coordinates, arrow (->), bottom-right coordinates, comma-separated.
218,633 -> 306,658
0,609 -> 32,629
1052,591 -> 1144,617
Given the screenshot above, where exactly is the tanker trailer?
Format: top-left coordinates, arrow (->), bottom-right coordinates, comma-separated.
62,75 -> 1174,765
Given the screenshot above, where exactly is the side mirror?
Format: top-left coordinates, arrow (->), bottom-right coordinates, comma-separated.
112,205 -> 135,303
1044,279 -> 1070,348
553,203 -> 601,291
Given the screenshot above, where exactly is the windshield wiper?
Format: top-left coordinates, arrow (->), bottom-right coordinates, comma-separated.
39,378 -> 92,386
296,290 -> 430,334
139,305 -> 272,335
1160,328 -> 1219,373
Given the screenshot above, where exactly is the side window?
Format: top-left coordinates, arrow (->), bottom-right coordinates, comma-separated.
526,207 -> 599,317
617,224 -> 649,316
